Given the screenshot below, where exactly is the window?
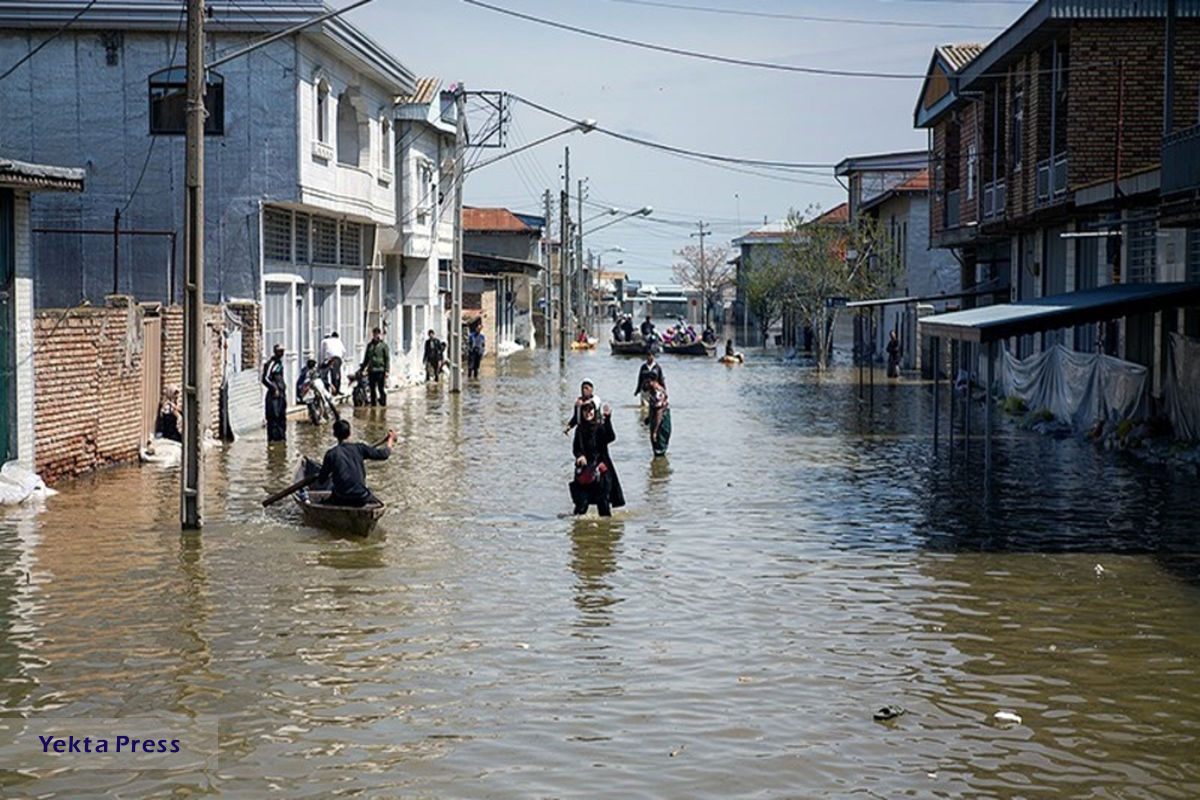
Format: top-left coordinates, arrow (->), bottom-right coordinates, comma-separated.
313,216 -> 337,264
339,285 -> 363,359
416,160 -> 434,225
337,92 -> 360,166
149,67 -> 223,135
1126,216 -> 1157,284
316,79 -> 329,142
380,118 -> 392,171
339,222 -> 362,266
1011,85 -> 1024,169
263,208 -> 292,262
294,213 -> 310,264
967,143 -> 977,200
1188,228 -> 1200,282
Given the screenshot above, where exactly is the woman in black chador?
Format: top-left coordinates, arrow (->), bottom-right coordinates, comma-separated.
569,402 -> 625,516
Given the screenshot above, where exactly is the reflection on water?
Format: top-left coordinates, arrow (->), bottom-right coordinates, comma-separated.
1,350 -> 1199,797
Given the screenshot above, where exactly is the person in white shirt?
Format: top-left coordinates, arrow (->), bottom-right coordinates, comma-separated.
319,331 -> 346,395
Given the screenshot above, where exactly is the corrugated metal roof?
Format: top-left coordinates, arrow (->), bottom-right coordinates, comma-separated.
398,77 -> 440,106
936,43 -> 985,72
0,157 -> 85,191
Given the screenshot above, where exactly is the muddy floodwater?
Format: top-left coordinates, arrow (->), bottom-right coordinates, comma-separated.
1,350 -> 1198,798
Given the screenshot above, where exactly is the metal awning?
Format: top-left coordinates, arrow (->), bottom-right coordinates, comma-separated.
463,252 -> 541,277
919,282 -> 1200,343
846,286 -> 1006,310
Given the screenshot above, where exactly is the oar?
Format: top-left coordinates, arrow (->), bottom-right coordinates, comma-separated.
261,433 -> 393,507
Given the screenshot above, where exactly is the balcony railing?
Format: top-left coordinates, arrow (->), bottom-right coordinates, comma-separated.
944,188 -> 961,229
1036,154 -> 1069,205
1163,123 -> 1200,196
982,178 -> 1006,221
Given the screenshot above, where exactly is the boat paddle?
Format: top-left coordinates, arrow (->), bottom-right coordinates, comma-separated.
261,432 -> 394,507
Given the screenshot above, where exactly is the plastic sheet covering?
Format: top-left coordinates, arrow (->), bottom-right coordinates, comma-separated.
0,461 -> 54,506
997,343 -> 1148,431
1165,333 -> 1200,441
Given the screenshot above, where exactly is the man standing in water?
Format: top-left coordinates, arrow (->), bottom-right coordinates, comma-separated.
423,329 -> 445,383
360,327 -> 390,406
261,343 -> 288,442
634,351 -> 665,408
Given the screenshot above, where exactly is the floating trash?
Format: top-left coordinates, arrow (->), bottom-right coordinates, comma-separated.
993,710 -> 1022,726
873,705 -> 905,721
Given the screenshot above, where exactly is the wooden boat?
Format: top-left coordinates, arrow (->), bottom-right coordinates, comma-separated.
662,340 -> 716,356
294,491 -> 385,536
718,354 -> 745,365
610,338 -> 660,356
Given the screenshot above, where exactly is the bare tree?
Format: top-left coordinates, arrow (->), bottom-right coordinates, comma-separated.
672,243 -> 732,327
781,206 -> 900,370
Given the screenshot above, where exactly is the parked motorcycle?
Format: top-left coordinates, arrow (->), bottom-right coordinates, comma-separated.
298,364 -> 340,425
348,370 -> 370,408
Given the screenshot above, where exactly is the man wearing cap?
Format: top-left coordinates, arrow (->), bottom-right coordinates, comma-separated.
261,343 -> 288,442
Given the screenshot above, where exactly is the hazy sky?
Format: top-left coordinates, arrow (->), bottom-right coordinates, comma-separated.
354,0 -> 1026,283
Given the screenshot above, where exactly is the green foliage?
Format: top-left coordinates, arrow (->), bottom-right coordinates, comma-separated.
1031,408 -> 1055,423
1003,396 -> 1027,415
742,254 -> 787,348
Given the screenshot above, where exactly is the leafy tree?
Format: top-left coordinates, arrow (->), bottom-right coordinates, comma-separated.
672,243 -> 732,327
742,253 -> 787,349
781,206 -> 900,370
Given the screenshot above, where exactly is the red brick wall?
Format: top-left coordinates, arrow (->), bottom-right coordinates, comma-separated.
33,301 -> 254,485
33,307 -> 146,484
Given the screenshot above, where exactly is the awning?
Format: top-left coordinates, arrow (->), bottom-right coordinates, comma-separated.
463,252 -> 541,277
919,282 -> 1200,344
846,286 -> 1006,310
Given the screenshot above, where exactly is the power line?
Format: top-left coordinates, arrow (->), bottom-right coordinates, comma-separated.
597,0 -> 1006,31
462,0 -> 925,80
0,0 -> 99,82
509,94 -> 838,170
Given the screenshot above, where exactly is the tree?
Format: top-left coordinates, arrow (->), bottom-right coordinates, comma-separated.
672,243 -> 732,327
742,253 -> 787,349
781,206 -> 900,370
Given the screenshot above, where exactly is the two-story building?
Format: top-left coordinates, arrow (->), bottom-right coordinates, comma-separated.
462,208 -> 544,355
0,0 -> 415,395
917,1 -> 1200,376
835,150 -> 961,369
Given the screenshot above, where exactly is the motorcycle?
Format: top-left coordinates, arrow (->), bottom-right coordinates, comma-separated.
298,364 -> 340,425
348,369 -> 371,407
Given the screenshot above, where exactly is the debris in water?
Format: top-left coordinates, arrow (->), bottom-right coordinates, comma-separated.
669,744 -> 685,758
993,710 -> 1022,726
873,705 -> 905,721
1094,563 -> 1105,577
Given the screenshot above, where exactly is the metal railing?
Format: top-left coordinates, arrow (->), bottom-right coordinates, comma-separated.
1163,123 -> 1200,196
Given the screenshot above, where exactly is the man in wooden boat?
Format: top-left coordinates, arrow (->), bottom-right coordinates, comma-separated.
315,420 -> 396,507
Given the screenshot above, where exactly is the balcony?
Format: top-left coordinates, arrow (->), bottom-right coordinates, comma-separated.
1162,123 -> 1200,197
982,178 -> 1006,221
1036,153 -> 1069,206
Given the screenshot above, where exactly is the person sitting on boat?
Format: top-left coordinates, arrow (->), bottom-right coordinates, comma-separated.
702,325 -> 716,344
569,402 -> 625,516
724,338 -> 744,363
564,379 -> 602,435
611,319 -> 624,342
621,316 -> 635,342
640,316 -> 655,339
646,378 -> 671,457
576,329 -> 590,344
316,420 -> 396,507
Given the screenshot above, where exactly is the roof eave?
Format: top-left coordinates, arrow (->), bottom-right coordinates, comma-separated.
958,0 -> 1053,91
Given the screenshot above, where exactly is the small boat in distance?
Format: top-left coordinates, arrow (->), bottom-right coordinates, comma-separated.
611,337 -> 660,356
661,340 -> 716,357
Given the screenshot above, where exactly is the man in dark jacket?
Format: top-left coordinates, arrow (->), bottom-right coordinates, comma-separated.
317,420 -> 396,506
360,327 -> 390,406
422,329 -> 444,383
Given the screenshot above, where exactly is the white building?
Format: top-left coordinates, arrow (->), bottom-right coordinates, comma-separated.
387,78 -> 455,383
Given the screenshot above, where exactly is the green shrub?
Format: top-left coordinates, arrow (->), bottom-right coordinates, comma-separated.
1003,396 -> 1027,415
1031,408 -> 1055,423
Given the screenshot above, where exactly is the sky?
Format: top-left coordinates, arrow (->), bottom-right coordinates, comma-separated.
353,0 -> 1029,284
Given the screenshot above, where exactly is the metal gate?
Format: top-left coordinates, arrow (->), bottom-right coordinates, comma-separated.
140,316 -> 162,444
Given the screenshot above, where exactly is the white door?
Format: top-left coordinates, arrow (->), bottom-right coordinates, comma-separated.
264,282 -> 297,393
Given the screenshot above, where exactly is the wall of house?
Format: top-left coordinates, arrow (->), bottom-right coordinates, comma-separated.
0,29 -> 301,306
296,38 -> 397,226
12,191 -> 36,470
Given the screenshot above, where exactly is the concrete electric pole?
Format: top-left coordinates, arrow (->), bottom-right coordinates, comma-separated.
692,221 -> 711,326
181,0 -> 206,529
450,84 -> 466,393
543,188 -> 553,350
559,146 -> 570,365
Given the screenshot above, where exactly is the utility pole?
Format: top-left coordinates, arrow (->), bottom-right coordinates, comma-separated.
559,146 -> 569,365
543,188 -> 553,351
450,83 -> 466,393
577,178 -> 585,335
181,0 -> 205,529
691,221 -> 711,327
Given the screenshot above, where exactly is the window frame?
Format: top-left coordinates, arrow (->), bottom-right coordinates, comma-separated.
148,66 -> 224,136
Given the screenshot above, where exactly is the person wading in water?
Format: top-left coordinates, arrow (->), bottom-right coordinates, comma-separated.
568,402 -> 624,516
262,343 -> 288,442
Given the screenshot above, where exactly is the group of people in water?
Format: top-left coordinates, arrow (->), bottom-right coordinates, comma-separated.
565,352 -> 673,517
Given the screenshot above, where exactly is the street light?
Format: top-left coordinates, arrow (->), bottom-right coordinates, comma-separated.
587,206 -> 652,235
450,108 -> 596,392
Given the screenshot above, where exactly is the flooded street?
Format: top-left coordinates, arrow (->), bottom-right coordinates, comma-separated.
2,350 -> 1199,798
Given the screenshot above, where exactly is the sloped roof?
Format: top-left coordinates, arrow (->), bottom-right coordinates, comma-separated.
894,170 -> 931,192
463,207 -> 532,232
0,157 -> 85,191
936,43 -> 985,72
812,203 -> 849,224
398,77 -> 440,106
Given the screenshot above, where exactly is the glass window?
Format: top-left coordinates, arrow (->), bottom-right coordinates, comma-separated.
337,92 -> 360,166
149,66 -> 223,135
340,222 -> 362,266
294,213 -> 310,264
1126,216 -> 1157,284
313,216 -> 337,264
263,208 -> 292,262
381,118 -> 392,171
1011,86 -> 1024,169
1186,228 -> 1200,283
316,80 -> 329,143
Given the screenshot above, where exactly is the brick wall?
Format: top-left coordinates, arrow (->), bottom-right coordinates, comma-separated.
33,307 -> 146,484
33,300 -> 256,485
1069,20 -> 1200,189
